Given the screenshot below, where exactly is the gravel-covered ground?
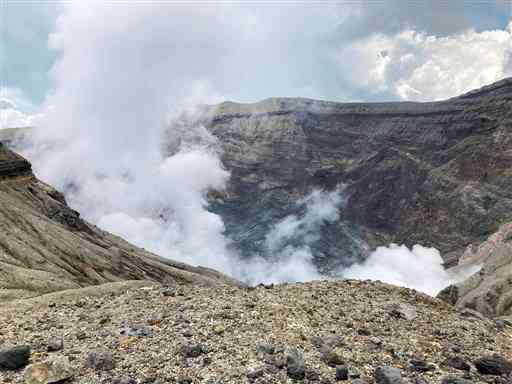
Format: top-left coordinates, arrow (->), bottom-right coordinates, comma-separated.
1,279 -> 511,384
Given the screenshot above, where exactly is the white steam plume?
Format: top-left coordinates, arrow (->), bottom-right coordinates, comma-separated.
235,186 -> 345,285
343,244 -> 479,295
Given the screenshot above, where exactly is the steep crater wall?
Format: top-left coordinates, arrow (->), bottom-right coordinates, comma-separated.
175,78 -> 512,270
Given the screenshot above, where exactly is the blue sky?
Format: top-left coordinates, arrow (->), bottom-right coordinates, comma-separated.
1,1 -> 511,127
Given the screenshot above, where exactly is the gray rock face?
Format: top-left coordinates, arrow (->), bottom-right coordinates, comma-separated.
169,78 -> 512,270
0,144 -> 238,302
438,222 -> 512,318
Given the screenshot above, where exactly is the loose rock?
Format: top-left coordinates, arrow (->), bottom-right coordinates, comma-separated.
0,345 -> 30,370
47,336 -> 63,352
336,365 -> 349,381
24,357 -> 75,384
374,366 -> 402,384
286,348 -> 306,380
86,351 -> 115,371
443,356 -> 470,372
474,354 -> 512,375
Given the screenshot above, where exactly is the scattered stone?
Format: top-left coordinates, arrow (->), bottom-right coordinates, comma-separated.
410,359 -> 435,372
388,303 -> 417,321
320,345 -> 345,367
112,377 -> 138,384
443,356 -> 470,371
122,325 -> 152,337
348,367 -> 361,379
177,375 -> 192,384
246,366 -> 265,380
256,343 -> 275,355
162,289 -> 175,297
336,365 -> 349,381
286,348 -> 306,380
440,376 -> 472,384
0,345 -> 30,370
181,343 -> 207,358
1,279 -> 512,383
24,357 -> 75,384
374,366 -> 402,384
474,354 -> 512,375
311,334 -> 343,349
86,351 -> 115,371
305,368 -> 320,381
47,336 -> 63,352
213,323 -> 225,335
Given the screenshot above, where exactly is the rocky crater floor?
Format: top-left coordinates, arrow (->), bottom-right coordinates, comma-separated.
1,280 -> 511,384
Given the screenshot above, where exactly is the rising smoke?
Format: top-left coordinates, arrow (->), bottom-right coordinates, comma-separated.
17,2 -> 487,295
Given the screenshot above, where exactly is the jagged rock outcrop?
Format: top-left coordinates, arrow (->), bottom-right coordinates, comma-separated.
0,143 -> 237,301
438,222 -> 512,319
179,78 -> 512,269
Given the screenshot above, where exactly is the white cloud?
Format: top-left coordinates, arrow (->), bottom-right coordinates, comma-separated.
0,88 -> 43,128
335,23 -> 512,101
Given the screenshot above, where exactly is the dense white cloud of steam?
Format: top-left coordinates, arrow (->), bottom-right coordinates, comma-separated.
343,244 -> 479,296
19,2 -> 496,294
336,23 -> 512,101
236,186 -> 345,285
27,3 -> 240,275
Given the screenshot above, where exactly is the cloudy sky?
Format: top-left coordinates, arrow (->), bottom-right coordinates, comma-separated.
1,1 -> 512,128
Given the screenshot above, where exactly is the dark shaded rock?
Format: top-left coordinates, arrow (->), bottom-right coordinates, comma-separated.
181,343 -> 207,358
474,355 -> 512,375
336,366 -> 349,381
443,356 -> 471,372
0,345 -> 30,370
286,348 -> 306,380
374,366 -> 402,384
86,351 -> 115,371
410,359 -> 435,372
